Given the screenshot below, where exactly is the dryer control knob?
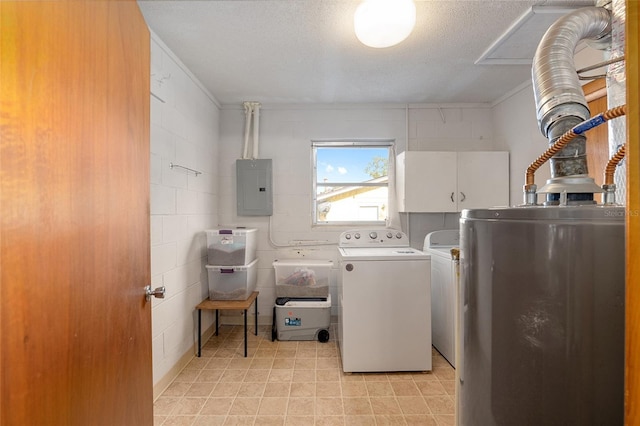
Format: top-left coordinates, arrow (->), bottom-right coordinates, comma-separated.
354,233 -> 361,239
345,234 -> 351,240
396,232 -> 403,239
369,231 -> 377,240
386,232 -> 393,239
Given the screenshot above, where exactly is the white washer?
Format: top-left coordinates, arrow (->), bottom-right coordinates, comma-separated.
423,229 -> 459,367
337,229 -> 431,372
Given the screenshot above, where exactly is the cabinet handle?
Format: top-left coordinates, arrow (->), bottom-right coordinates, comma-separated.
460,192 -> 466,202
450,192 -> 455,203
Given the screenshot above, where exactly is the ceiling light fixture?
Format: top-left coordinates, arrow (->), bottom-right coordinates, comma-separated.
354,0 -> 416,49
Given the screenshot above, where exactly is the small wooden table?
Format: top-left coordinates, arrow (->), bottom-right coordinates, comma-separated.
196,291 -> 259,357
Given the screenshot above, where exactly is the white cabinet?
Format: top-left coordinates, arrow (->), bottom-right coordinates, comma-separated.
396,151 -> 509,212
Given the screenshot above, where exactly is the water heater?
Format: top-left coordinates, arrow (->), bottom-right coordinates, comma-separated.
458,205 -> 624,424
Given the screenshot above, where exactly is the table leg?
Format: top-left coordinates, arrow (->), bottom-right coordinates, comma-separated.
254,297 -> 258,336
215,309 -> 219,336
243,309 -> 248,357
197,309 -> 202,357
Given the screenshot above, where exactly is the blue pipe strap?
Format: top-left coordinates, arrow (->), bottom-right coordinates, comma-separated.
573,114 -> 606,135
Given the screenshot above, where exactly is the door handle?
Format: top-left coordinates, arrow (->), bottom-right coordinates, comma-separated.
460,192 -> 466,202
145,285 -> 166,301
450,192 -> 455,203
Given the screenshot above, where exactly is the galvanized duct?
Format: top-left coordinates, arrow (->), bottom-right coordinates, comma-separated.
532,6 -> 611,180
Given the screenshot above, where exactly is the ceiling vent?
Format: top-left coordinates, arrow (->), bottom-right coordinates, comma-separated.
475,5 -> 593,65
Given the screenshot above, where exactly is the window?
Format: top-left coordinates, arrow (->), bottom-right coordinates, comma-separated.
312,140 -> 393,226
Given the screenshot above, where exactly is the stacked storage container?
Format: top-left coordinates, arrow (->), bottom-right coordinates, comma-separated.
205,228 -> 257,300
272,259 -> 332,342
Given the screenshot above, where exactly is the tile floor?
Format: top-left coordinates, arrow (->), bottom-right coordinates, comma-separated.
154,323 -> 455,426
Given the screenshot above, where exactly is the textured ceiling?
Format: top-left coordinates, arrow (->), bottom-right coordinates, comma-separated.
138,0 -> 596,106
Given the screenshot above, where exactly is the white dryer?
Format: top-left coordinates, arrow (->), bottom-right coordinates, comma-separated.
338,230 -> 431,372
423,229 -> 459,367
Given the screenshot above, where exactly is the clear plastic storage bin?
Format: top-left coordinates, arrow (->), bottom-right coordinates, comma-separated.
206,259 -> 258,300
273,259 -> 332,298
206,228 -> 257,266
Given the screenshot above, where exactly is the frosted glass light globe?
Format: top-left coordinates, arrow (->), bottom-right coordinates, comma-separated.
354,0 -> 416,48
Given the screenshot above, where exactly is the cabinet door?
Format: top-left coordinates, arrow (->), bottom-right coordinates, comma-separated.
457,152 -> 510,210
398,152 -> 457,212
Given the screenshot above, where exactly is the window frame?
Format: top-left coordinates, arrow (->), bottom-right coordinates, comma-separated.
311,139 -> 394,227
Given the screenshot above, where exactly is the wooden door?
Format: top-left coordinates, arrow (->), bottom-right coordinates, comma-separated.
584,78 -> 609,203
0,1 -> 152,425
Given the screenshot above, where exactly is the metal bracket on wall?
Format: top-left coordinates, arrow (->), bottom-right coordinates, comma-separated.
170,162 -> 201,176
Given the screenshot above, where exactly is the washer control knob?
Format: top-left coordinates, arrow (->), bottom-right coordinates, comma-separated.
396,232 -> 403,239
354,233 -> 361,239
369,231 -> 377,240
344,234 -> 351,240
386,232 -> 393,239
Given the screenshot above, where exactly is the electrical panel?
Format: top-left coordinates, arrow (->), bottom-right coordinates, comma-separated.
236,159 -> 273,216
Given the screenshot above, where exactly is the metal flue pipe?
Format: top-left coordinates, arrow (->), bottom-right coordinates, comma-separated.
532,6 -> 611,179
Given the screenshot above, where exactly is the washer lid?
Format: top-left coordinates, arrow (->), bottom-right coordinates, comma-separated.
339,247 -> 430,261
423,229 -> 459,251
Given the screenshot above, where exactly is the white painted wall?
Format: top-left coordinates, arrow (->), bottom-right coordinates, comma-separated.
408,105 -> 495,152
149,34 -> 220,387
491,83 -> 551,205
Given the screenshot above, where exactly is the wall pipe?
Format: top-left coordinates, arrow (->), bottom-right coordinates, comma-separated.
241,101 -> 261,159
242,102 -> 252,159
252,103 -> 260,159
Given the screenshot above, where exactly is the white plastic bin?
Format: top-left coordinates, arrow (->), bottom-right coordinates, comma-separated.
273,259 -> 332,298
206,259 -> 258,300
206,227 -> 257,266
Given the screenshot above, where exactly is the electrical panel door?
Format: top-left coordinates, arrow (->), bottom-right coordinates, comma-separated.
236,159 -> 273,216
